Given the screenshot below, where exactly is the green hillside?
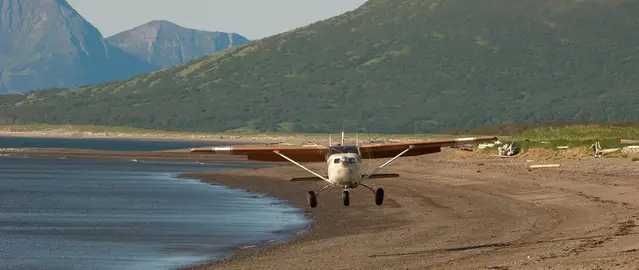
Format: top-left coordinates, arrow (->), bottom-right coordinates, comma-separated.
2,0 -> 639,133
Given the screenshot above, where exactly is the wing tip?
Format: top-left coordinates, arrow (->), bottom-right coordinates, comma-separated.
213,146 -> 232,152
189,146 -> 233,153
455,136 -> 498,142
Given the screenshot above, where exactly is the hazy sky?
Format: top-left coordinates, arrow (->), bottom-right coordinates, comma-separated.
66,0 -> 368,39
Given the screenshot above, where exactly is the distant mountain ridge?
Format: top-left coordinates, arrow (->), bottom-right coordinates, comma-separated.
0,0 -> 157,94
107,20 -> 249,69
0,0 -> 249,94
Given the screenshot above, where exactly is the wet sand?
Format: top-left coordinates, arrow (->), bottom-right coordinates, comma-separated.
5,145 -> 639,269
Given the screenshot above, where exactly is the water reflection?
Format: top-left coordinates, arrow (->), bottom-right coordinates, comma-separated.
0,156 -> 309,269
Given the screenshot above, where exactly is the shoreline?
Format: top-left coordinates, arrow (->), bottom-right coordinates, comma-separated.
0,146 -> 324,269
4,144 -> 639,268
0,146 -> 312,269
177,165 -> 410,270
177,172 -> 317,269
0,151 -> 308,270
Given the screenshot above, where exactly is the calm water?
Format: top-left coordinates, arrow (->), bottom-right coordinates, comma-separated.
0,136 -> 219,151
0,138 -> 310,269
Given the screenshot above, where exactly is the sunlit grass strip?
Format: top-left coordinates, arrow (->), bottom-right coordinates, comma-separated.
491,124 -> 639,152
509,124 -> 639,141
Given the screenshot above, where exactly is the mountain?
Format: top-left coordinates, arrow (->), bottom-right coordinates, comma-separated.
0,0 -> 157,94
106,20 -> 250,69
2,0 -> 639,133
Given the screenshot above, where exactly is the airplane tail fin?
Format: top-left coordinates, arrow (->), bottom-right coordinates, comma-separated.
341,130 -> 345,146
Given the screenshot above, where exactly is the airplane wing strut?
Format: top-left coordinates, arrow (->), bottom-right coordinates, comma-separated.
362,145 -> 414,180
273,150 -> 330,182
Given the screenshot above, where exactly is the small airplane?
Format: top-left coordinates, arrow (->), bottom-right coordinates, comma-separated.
190,131 -> 497,208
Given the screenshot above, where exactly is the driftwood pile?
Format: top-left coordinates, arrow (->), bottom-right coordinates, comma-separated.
498,141 -> 520,157
591,140 -> 639,158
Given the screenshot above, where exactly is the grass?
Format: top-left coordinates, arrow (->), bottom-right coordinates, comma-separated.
507,125 -> 639,141
498,124 -> 639,150
466,123 -> 639,159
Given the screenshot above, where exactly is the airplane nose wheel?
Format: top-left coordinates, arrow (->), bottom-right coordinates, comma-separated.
307,191 -> 317,208
375,188 -> 384,205
342,190 -> 350,206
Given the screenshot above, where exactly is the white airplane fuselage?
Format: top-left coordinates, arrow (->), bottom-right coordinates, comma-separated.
326,153 -> 362,188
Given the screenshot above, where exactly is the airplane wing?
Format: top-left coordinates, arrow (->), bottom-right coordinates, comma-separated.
357,136 -> 498,159
190,145 -> 330,162
190,136 -> 497,162
289,173 -> 400,182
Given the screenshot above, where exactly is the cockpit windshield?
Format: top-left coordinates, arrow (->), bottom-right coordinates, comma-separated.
334,157 -> 358,164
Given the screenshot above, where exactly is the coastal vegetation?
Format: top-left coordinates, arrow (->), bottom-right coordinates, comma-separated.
461,121 -> 639,149
2,0 -> 639,133
503,128 -> 628,153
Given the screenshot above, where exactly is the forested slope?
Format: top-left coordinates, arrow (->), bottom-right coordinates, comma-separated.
2,0 -> 639,133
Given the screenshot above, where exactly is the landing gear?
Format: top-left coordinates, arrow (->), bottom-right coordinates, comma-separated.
360,184 -> 384,206
307,184 -> 333,208
306,186 -> 383,208
375,188 -> 384,205
342,190 -> 350,206
308,191 -> 317,208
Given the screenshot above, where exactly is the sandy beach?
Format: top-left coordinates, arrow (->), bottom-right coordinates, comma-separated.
179,149 -> 639,269
4,142 -> 639,269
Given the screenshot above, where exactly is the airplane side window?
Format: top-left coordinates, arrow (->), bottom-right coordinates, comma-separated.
334,158 -> 340,164
349,158 -> 356,163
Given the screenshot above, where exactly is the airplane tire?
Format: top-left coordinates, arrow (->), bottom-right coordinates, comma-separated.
342,190 -> 350,206
375,188 -> 384,206
308,191 -> 317,208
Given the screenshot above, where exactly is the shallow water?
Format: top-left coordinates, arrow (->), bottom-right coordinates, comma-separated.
0,152 -> 309,269
0,136 -> 221,151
